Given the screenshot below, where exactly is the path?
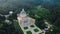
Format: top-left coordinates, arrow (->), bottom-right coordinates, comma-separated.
18,22 -> 45,34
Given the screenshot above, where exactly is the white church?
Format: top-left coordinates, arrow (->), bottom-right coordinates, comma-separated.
17,9 -> 44,34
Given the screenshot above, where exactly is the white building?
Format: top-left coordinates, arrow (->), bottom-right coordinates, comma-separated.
17,9 -> 35,26
17,9 -> 42,34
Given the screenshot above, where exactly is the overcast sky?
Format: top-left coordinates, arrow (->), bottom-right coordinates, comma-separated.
0,0 -> 59,9
0,0 -> 35,8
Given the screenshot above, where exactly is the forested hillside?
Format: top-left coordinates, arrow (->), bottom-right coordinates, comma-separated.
0,0 -> 60,34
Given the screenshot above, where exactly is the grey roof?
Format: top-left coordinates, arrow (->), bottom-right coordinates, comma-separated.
20,9 -> 26,14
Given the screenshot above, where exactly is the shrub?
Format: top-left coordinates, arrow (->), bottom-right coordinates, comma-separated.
24,27 -> 28,30
30,25 -> 35,27
34,28 -> 39,32
26,31 -> 32,34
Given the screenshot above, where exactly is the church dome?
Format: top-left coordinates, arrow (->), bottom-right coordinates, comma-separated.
19,9 -> 27,17
20,9 -> 26,15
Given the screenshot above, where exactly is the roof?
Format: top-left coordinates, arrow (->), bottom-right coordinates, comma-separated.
20,9 -> 26,15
